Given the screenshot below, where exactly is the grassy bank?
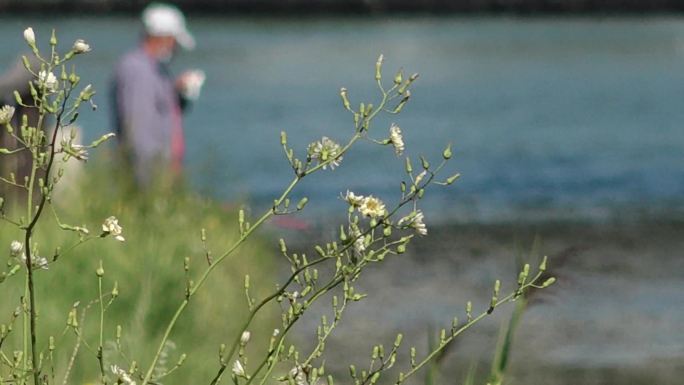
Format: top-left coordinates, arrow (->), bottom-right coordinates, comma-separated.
0,163 -> 278,384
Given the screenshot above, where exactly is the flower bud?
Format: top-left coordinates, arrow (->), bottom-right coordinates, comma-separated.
405,157 -> 412,174
240,330 -> 251,345
296,197 -> 308,210
338,88 -> 352,112
50,29 -> 57,46
177,353 -> 187,366
420,156 -> 430,170
375,54 -> 384,80
394,70 -> 403,85
541,277 -> 556,288
442,143 -> 452,160
394,333 -> 403,347
23,27 -> 36,47
446,173 -> 461,185
96,261 -> 104,277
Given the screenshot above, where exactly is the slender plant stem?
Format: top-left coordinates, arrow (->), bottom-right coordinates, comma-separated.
97,272 -> 106,382
394,273 -> 544,385
22,80 -> 72,385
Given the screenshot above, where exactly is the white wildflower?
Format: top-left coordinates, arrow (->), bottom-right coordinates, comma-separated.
343,190 -> 364,207
240,330 -> 251,345
110,365 -> 136,385
72,39 -> 91,54
17,254 -> 49,270
10,241 -> 23,257
69,144 -> 89,161
31,255 -> 49,270
289,366 -> 309,385
12,241 -> 49,270
309,136 -> 342,170
398,210 -> 428,236
0,105 -> 15,125
38,70 -> 58,92
389,123 -> 405,155
353,230 -> 366,255
102,216 -> 124,242
272,328 -> 280,337
232,360 -> 246,377
359,196 -> 386,218
23,27 -> 35,46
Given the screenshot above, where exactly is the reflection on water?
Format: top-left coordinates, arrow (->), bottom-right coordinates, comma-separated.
1,16 -> 684,222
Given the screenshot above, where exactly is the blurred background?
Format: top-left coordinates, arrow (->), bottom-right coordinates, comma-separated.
1,1 -> 683,385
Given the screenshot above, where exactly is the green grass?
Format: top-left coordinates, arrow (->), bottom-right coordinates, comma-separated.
0,162 -> 278,384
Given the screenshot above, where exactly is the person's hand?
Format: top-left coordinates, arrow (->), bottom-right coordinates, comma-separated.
176,69 -> 206,101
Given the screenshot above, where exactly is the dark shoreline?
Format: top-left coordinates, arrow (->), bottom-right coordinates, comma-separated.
3,1 -> 684,16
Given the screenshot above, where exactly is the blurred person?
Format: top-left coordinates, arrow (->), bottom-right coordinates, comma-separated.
111,2 -> 205,187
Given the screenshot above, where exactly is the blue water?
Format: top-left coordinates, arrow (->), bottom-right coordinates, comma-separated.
2,16 -> 684,222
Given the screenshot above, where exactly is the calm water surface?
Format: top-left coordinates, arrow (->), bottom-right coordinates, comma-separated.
1,16 -> 683,222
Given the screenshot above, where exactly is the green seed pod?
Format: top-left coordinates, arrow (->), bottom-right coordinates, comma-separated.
281,131 -> 287,145
446,173 -> 461,185
238,209 -> 245,227
542,277 -> 556,288
405,157 -> 413,174
375,54 -> 384,80
340,88 -> 351,111
95,261 -> 104,277
420,156 -> 430,170
539,255 -> 548,272
394,333 -> 403,347
297,197 -> 309,210
443,143 -> 452,160
394,70 -> 403,85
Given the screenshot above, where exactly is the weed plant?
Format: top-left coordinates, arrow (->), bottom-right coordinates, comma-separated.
0,29 -> 554,385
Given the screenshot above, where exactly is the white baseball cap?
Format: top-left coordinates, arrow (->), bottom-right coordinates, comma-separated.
142,3 -> 195,50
